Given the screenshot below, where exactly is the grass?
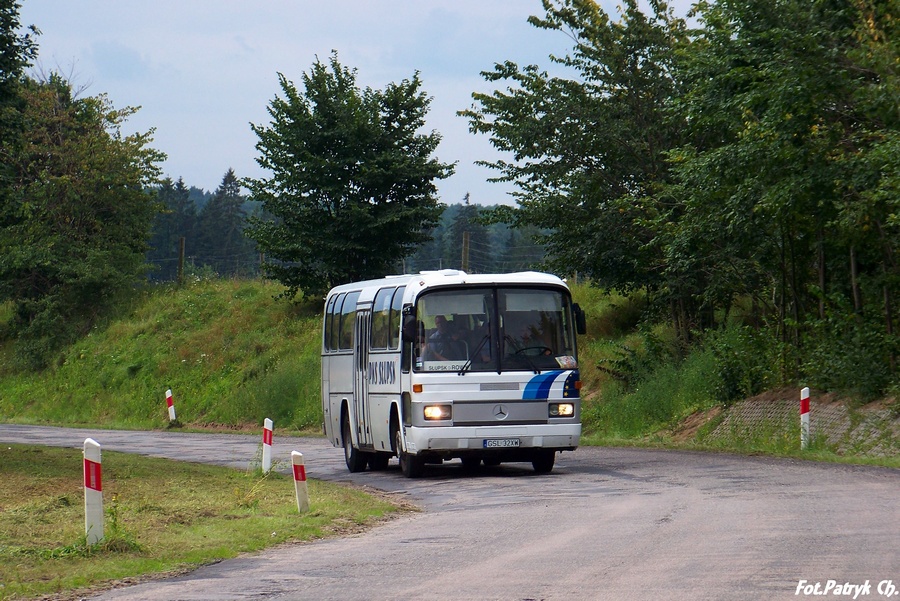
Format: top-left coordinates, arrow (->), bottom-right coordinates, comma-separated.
0,279 -> 323,432
581,345 -> 719,439
0,444 -> 407,600
0,277 -> 895,464
0,276 -> 896,598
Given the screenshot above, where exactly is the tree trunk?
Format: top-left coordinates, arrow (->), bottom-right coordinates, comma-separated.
817,228 -> 825,320
850,245 -> 862,315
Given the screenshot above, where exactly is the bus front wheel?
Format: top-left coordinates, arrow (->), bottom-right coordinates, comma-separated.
342,413 -> 367,473
393,425 -> 424,478
532,450 -> 556,474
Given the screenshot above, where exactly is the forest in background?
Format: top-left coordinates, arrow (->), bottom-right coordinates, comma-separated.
147,179 -> 547,282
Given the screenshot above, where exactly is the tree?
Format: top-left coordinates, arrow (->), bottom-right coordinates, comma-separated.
245,52 -> 453,299
0,0 -> 37,218
461,0 -> 688,293
669,0 -> 900,389
197,168 -> 255,276
148,177 -> 196,281
444,193 -> 492,272
497,224 -> 546,273
0,0 -> 37,138
0,75 -> 164,367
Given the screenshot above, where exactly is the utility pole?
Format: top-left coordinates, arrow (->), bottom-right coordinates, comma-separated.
462,231 -> 470,272
177,237 -> 186,285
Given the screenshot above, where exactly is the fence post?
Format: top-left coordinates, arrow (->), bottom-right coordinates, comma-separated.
165,388 -> 177,423
800,386 -> 810,450
292,451 -> 310,513
262,418 -> 273,473
83,438 -> 104,544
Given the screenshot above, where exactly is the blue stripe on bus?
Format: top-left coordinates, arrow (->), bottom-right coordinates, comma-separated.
522,370 -> 565,400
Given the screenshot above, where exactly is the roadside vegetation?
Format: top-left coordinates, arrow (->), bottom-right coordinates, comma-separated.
0,277 -> 896,600
0,443 -> 405,600
1,278 -> 896,465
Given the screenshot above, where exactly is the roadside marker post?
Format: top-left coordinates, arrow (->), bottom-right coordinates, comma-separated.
83,438 -> 104,545
292,451 -> 310,513
262,418 -> 273,473
165,388 -> 177,423
800,387 -> 810,450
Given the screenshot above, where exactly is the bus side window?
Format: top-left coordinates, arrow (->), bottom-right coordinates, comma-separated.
339,291 -> 359,350
389,286 -> 405,350
328,293 -> 345,352
371,287 -> 394,350
324,294 -> 337,351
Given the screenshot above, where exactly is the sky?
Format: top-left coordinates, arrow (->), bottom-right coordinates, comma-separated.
18,1 -> 687,206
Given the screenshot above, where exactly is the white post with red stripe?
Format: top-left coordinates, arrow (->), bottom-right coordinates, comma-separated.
165,388 -> 177,423
800,386 -> 810,450
262,418 -> 273,473
83,438 -> 104,544
292,451 -> 309,513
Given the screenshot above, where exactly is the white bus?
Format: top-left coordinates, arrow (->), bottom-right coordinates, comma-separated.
321,270 -> 586,477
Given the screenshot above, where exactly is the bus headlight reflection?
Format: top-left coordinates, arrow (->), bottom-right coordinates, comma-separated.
424,405 -> 452,420
549,403 -> 574,417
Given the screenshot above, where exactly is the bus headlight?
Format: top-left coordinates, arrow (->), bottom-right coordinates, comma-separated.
424,405 -> 452,420
549,403 -> 574,417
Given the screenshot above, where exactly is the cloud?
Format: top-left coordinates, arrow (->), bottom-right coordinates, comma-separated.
88,40 -> 150,82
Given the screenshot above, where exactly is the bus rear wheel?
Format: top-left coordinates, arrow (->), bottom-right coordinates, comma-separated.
342,413 -> 367,473
394,425 -> 424,478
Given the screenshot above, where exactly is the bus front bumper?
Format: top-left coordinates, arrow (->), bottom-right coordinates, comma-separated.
404,423 -> 581,456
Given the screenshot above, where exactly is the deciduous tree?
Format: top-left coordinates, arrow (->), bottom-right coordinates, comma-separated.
461,0 -> 688,294
245,52 -> 453,299
0,75 -> 163,367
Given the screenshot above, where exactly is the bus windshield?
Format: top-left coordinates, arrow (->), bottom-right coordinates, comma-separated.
414,286 -> 578,373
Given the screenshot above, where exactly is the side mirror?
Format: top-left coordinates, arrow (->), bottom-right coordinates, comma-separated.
402,316 -> 417,343
573,303 -> 587,336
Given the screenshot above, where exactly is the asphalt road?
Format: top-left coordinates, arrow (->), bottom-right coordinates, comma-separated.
1,424 -> 897,601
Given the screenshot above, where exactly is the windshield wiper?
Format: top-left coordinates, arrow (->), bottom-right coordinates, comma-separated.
458,334 -> 490,375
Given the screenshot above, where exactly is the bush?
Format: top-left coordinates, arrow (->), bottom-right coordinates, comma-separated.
582,332 -> 718,438
706,324 -> 777,406
802,312 -> 898,401
595,324 -> 681,390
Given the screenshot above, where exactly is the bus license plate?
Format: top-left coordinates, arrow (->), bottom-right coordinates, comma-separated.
483,438 -> 520,448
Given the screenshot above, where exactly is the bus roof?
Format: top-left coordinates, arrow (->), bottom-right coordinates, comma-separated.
325,270 -> 571,303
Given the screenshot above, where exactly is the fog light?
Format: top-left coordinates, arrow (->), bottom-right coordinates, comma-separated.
424,405 -> 452,420
549,403 -> 574,417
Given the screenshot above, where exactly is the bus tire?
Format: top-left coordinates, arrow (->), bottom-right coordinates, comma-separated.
532,450 -> 556,474
394,425 -> 424,478
342,412 -> 367,473
369,453 -> 390,471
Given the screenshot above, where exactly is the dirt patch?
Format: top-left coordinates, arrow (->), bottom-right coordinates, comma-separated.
672,406 -> 722,443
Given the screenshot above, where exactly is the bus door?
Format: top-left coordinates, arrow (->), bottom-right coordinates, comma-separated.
354,308 -> 373,448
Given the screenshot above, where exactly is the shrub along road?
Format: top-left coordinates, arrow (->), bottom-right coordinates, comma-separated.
1,425 -> 897,601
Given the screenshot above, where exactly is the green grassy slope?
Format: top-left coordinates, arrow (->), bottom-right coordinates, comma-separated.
1,278 -> 896,466
0,279 -> 323,432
